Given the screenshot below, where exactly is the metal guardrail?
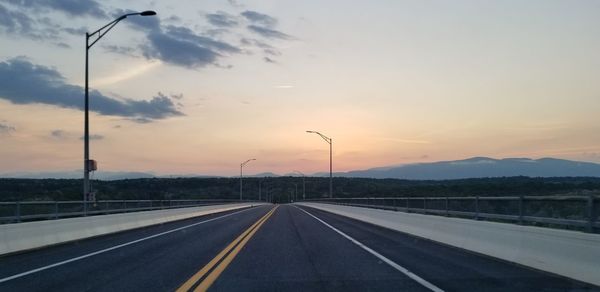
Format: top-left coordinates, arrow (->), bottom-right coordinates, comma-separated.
0,199 -> 259,224
306,194 -> 600,233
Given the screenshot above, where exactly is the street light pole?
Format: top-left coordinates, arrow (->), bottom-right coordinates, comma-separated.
329,139 -> 332,198
306,130 -> 333,198
294,183 -> 298,202
83,10 -> 156,214
293,170 -> 306,200
240,158 -> 256,201
84,34 -> 89,211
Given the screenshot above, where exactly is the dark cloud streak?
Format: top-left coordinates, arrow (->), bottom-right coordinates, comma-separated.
131,19 -> 241,68
247,25 -> 291,40
50,129 -> 66,139
0,58 -> 183,121
103,45 -> 138,57
80,134 -> 104,141
143,31 -> 221,68
165,25 -> 240,53
5,0 -> 107,18
206,11 -> 238,27
115,8 -> 242,69
0,3 -> 89,41
241,10 -> 277,27
1,3 -> 293,69
62,26 -> 87,35
0,121 -> 15,134
227,0 -> 243,8
0,3 -> 38,39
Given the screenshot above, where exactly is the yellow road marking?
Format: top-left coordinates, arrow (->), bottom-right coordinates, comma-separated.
194,206 -> 277,291
176,206 -> 278,292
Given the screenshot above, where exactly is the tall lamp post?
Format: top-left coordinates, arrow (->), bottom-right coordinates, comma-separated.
294,183 -> 298,202
258,178 -> 262,201
306,130 -> 333,198
240,158 -> 256,200
293,170 -> 306,200
83,10 -> 157,212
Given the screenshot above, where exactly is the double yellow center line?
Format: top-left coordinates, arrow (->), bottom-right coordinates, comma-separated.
177,206 -> 278,292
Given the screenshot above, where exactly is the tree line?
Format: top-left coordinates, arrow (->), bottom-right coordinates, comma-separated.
1,176 -> 600,202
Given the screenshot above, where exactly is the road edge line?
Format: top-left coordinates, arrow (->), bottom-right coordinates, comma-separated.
294,205 -> 444,292
0,206 -> 259,284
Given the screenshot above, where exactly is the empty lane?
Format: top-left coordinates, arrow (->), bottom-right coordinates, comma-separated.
297,205 -> 596,291
0,205 -> 273,291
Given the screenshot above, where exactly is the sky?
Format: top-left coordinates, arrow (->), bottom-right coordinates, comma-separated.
1,0 -> 600,176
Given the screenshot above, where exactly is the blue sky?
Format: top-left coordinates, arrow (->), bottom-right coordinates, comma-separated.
1,0 -> 600,176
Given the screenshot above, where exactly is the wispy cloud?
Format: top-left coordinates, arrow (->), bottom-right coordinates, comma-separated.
127,117 -> 153,124
0,57 -> 183,121
0,120 -> 15,134
0,1 -> 102,42
247,25 -> 292,40
92,61 -> 160,86
80,134 -> 104,141
5,0 -> 107,18
1,3 -> 293,68
55,42 -> 70,48
50,129 -> 67,139
0,3 -> 53,40
206,11 -> 238,28
116,9 -> 242,69
102,45 -> 139,58
62,26 -> 87,35
227,0 -> 244,8
143,31 -> 226,68
241,10 -> 277,27
240,37 -> 282,57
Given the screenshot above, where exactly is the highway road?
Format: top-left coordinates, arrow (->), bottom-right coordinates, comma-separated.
0,204 -> 596,291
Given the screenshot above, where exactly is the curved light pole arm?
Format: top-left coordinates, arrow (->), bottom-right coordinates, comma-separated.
239,158 -> 256,200
241,158 -> 256,167
87,12 -> 154,49
306,130 -> 331,144
87,17 -> 125,49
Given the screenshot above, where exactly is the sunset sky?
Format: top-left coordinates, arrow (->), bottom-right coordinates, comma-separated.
1,0 -> 600,176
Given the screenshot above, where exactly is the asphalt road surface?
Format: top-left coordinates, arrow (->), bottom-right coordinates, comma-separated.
0,204 -> 596,291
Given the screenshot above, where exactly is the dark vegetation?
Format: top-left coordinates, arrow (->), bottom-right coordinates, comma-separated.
1,176 -> 600,202
1,176 -> 598,232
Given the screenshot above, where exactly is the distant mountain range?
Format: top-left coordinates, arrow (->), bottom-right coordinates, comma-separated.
2,157 -> 600,180
338,157 -> 600,179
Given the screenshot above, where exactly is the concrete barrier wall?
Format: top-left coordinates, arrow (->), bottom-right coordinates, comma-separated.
298,202 -> 600,286
0,203 -> 264,255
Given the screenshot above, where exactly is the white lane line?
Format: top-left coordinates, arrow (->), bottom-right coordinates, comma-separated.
294,205 -> 445,292
0,206 -> 260,284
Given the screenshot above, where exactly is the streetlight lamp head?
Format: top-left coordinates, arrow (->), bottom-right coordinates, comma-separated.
306,130 -> 314,133
140,10 -> 157,16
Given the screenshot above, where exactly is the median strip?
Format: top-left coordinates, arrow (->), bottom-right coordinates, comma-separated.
177,205 -> 278,292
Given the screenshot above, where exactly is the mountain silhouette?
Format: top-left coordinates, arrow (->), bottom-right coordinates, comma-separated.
339,157 -> 600,179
